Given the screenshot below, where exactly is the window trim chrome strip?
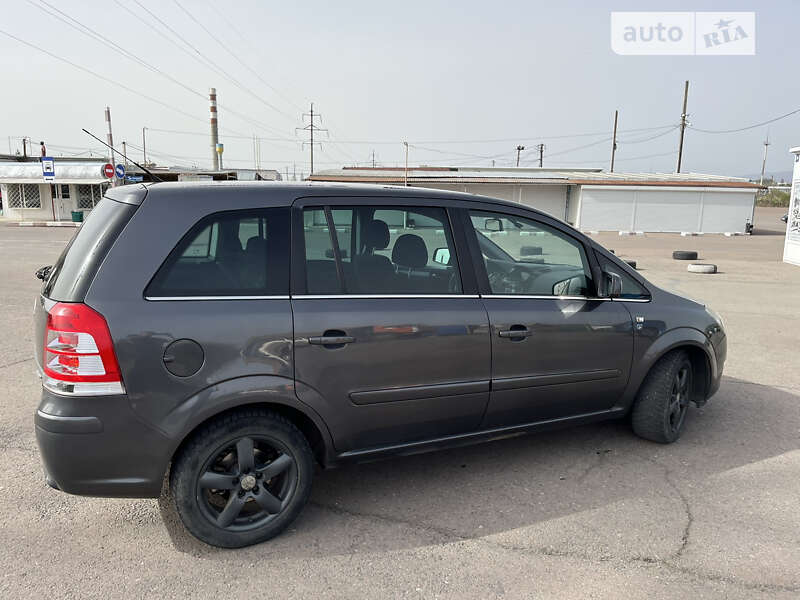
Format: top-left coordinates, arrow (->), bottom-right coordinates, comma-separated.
293,294 -> 481,300
481,294 -> 609,301
145,295 -> 290,301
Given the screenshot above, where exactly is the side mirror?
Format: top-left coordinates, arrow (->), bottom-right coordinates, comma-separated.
484,218 -> 503,232
35,265 -> 52,281
432,247 -> 451,265
603,270 -> 623,298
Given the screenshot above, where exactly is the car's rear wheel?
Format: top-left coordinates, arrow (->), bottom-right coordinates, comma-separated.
170,409 -> 313,548
631,350 -> 693,443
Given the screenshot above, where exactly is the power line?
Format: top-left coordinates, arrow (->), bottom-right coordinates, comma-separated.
172,0 -> 297,123
122,0 -> 287,137
0,27 -> 208,125
617,126 -> 678,144
29,0 -> 281,139
212,6 -> 306,113
688,106 -> 800,134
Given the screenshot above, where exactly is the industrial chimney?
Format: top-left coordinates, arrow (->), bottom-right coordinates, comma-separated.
209,87 -> 219,170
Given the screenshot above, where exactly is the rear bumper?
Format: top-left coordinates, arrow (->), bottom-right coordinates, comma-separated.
35,389 -> 170,498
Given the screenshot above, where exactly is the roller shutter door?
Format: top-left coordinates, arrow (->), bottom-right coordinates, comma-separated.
579,188 -> 634,231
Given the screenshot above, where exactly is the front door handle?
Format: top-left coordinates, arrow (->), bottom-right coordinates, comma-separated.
498,326 -> 532,339
308,330 -> 355,348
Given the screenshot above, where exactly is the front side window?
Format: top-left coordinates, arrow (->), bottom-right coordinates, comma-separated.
469,210 -> 593,296
147,208 -> 289,297
303,205 -> 462,295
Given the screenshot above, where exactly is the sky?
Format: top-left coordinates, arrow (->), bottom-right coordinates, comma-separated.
0,0 -> 797,179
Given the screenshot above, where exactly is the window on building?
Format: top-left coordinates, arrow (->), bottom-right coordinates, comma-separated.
76,184 -> 108,209
6,184 -> 41,209
303,205 -> 462,295
146,208 -> 290,297
61,185 -> 70,199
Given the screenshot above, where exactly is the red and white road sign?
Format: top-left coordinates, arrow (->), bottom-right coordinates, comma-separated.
102,163 -> 115,178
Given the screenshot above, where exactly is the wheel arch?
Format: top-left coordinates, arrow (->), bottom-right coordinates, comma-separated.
623,328 -> 717,409
162,376 -> 336,472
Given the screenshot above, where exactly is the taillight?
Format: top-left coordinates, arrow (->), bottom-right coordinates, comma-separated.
42,302 -> 125,396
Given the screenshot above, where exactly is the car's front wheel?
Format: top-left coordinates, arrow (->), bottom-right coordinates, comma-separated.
631,350 -> 693,443
170,409 -> 313,548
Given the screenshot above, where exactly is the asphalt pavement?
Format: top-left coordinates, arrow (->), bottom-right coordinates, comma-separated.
0,207 -> 797,599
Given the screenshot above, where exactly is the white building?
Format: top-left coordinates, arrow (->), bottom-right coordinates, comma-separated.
0,160 -> 282,222
309,167 -> 762,234
0,161 -> 109,221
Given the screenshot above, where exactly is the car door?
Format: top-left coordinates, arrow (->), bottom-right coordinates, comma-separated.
463,207 -> 633,428
291,197 -> 491,453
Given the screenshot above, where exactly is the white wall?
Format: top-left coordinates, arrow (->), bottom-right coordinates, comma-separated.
0,183 -> 56,220
578,185 -> 756,233
412,182 -> 568,220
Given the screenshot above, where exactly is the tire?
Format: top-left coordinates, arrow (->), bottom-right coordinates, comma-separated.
169,409 -> 314,548
672,250 -> 698,260
631,350 -> 693,444
687,263 -> 717,274
624,259 -> 637,269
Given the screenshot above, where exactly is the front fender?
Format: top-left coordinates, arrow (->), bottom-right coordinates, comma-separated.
158,375 -> 335,463
617,327 -> 717,409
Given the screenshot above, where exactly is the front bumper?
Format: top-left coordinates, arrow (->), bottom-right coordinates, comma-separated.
35,388 -> 170,498
706,334 -> 727,400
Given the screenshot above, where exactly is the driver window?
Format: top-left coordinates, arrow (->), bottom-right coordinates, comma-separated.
469,211 -> 593,296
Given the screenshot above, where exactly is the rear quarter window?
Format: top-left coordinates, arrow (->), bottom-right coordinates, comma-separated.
43,198 -> 138,302
146,207 -> 290,298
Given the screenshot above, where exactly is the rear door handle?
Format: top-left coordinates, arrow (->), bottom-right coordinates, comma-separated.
308,330 -> 355,348
498,326 -> 532,339
309,335 -> 355,345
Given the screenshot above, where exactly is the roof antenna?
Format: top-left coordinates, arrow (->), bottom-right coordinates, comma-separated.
81,128 -> 162,182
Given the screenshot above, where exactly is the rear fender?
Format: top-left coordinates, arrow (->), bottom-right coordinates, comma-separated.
159,375 -> 336,465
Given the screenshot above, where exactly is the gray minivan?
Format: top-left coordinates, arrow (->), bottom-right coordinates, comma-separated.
33,182 -> 726,547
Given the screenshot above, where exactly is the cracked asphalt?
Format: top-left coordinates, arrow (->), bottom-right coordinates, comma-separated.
1,207 -> 798,599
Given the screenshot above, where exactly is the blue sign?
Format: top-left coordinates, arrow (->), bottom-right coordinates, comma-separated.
125,174 -> 144,183
115,164 -> 126,179
41,157 -> 55,180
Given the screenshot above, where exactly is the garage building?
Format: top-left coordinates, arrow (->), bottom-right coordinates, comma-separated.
309,167 -> 761,234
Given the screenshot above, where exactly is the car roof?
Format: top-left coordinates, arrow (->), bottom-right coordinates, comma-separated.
106,180 -> 533,213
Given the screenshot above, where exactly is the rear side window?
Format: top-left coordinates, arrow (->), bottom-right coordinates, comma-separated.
302,205 -> 462,295
146,208 -> 289,297
43,198 -> 138,302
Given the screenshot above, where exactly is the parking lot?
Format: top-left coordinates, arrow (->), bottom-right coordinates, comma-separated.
1,206 -> 798,599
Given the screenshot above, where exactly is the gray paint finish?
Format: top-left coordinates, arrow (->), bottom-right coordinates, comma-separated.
33,182 -> 726,498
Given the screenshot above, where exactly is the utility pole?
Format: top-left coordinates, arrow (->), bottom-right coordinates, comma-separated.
296,102 -> 327,175
403,141 -> 409,186
676,80 -> 689,173
209,88 -> 220,170
610,109 -> 619,172
105,106 -> 117,186
516,145 -> 525,167
122,141 -> 128,176
142,127 -> 148,167
536,143 -> 545,168
371,150 -> 376,168
760,132 -> 771,185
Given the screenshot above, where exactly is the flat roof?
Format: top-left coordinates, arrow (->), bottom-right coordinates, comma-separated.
309,166 -> 762,189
